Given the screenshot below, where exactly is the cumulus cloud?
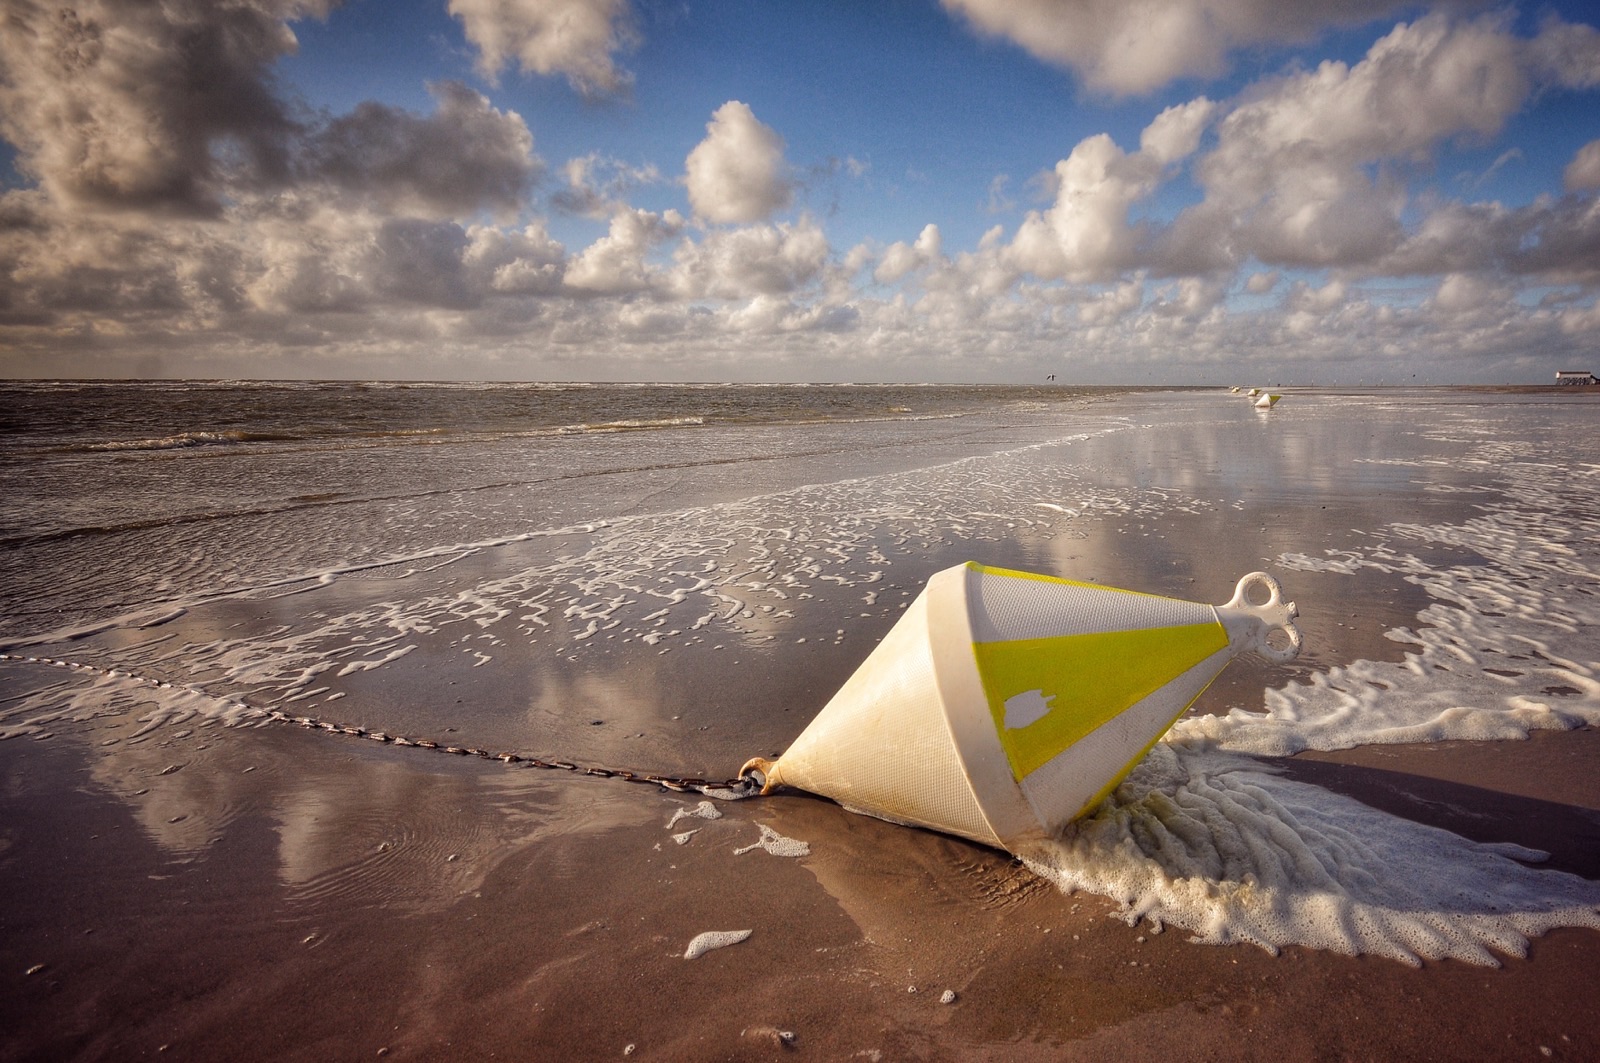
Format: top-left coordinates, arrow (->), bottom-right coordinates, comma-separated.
1285,277 -> 1348,312
0,0 -> 566,363
968,11 -> 1600,295
0,184 -> 569,342
1566,140 -> 1600,191
874,224 -> 943,285
1078,275 -> 1146,325
449,0 -> 637,97
1006,100 -> 1212,282
1527,15 -> 1600,89
0,2 -> 542,224
725,294 -> 858,335
938,0 -> 1474,95
1370,193 -> 1600,285
370,219 -> 478,309
242,205 -> 381,314
466,222 -> 567,294
1216,16 -> 1530,164
1505,195 -> 1600,283
684,102 -> 793,224
1004,97 -> 1216,281
2,1 -> 1596,383
1432,272 -> 1505,313
1,190 -> 246,322
670,218 -> 830,299
306,82 -> 540,219
1169,13 -> 1600,271
563,207 -> 684,294
1151,275 -> 1227,318
246,209 -> 562,316
1007,136 -> 1148,282
0,0 -> 332,215
1139,97 -> 1217,164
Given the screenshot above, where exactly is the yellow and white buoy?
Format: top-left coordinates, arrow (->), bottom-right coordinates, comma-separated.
742,563 -> 1300,854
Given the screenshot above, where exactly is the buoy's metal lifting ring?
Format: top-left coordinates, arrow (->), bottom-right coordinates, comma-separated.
1216,571 -> 1302,664
738,756 -> 779,795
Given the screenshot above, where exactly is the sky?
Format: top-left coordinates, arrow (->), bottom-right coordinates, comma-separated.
1,0 -> 1598,384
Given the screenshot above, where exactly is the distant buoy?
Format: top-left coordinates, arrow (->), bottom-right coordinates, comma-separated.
742,563 -> 1301,854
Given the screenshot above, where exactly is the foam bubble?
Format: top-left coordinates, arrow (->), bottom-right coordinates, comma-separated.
683,929 -> 751,960
666,800 -> 722,830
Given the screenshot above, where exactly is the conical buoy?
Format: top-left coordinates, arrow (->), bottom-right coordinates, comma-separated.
1254,393 -> 1282,409
742,564 -> 1301,854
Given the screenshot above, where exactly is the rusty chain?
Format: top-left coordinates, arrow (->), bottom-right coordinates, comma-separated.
1,652 -> 759,799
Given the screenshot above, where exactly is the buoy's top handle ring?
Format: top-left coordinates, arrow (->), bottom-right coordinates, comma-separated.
1215,571 -> 1302,663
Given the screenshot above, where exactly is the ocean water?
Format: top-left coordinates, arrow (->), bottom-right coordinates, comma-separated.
2,381 -> 1597,965
0,381 -> 1099,642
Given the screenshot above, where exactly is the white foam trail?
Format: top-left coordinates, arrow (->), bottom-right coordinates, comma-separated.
334,644 -> 416,677
1025,745 -> 1600,967
1188,445 -> 1599,756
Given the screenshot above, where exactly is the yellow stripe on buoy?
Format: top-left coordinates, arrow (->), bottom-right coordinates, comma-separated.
977,621 -> 1229,780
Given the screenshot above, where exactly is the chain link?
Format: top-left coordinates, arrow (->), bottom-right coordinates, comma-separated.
1,652 -> 758,799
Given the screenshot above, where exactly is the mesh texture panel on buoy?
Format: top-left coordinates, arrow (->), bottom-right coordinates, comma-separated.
777,592 -> 1000,847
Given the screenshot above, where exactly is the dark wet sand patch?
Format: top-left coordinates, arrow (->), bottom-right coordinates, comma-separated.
1278,728 -> 1600,879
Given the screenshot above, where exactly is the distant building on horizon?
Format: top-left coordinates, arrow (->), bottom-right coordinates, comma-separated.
1554,370 -> 1597,385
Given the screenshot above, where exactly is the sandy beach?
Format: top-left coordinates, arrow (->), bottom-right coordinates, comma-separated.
3,385 -> 1598,1061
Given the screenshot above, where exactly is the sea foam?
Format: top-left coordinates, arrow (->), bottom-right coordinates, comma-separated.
1025,744 -> 1600,967
1026,420 -> 1600,965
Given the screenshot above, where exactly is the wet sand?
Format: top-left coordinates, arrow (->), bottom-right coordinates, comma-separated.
4,388 -> 1599,1061
3,710 -> 1596,1062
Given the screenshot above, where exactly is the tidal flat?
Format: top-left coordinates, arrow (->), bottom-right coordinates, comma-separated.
3,383 -> 1597,1061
